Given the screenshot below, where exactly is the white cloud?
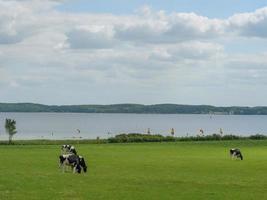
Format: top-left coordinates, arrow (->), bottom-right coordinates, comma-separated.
67,26 -> 116,49
114,9 -> 225,43
228,7 -> 267,38
149,42 -> 224,62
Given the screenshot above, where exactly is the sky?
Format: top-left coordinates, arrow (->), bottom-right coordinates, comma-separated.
0,0 -> 267,106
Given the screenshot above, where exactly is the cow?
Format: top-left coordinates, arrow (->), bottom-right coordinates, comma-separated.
230,148 -> 243,160
59,154 -> 87,173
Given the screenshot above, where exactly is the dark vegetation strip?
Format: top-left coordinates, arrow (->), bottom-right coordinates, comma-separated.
107,133 -> 267,143
0,133 -> 267,145
1,103 -> 267,114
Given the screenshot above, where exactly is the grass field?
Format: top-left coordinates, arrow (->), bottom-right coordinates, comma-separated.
1,140 -> 267,200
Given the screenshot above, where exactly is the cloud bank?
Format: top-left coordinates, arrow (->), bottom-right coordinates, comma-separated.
0,1 -> 267,105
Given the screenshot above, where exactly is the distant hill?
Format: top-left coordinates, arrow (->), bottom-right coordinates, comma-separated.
1,103 -> 267,114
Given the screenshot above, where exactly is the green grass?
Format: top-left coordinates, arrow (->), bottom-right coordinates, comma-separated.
1,140 -> 267,200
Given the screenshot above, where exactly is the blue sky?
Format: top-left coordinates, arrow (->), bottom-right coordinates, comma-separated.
0,0 -> 267,106
58,0 -> 267,18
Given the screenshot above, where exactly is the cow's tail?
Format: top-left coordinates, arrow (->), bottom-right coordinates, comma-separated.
229,149 -> 233,157
59,155 -> 65,160
59,155 -> 64,168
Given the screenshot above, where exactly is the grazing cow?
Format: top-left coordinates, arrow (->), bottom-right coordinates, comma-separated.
230,148 -> 243,160
59,154 -> 87,173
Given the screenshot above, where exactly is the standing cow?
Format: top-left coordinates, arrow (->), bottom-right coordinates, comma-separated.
230,148 -> 243,160
59,154 -> 87,173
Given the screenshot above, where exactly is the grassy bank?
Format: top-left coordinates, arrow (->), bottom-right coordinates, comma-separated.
1,140 -> 267,199
1,133 -> 267,145
0,139 -> 107,145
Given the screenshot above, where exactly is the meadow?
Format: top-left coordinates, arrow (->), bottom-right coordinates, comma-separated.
1,140 -> 267,200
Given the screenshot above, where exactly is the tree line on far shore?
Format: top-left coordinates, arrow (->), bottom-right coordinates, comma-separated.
1,103 -> 267,114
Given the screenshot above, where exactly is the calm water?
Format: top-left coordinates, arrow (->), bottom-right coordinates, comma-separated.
0,112 -> 267,140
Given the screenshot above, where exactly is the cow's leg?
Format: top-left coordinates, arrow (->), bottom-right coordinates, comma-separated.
233,152 -> 237,160
59,160 -> 65,169
71,165 -> 74,172
62,162 -> 67,173
73,165 -> 76,174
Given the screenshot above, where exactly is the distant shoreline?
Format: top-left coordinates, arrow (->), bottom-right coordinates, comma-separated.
1,103 -> 267,115
0,133 -> 267,145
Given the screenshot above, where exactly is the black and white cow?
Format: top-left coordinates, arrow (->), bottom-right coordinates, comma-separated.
59,154 -> 87,173
230,148 -> 243,160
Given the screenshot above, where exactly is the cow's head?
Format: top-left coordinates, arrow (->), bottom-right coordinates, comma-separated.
75,164 -> 82,173
79,156 -> 87,173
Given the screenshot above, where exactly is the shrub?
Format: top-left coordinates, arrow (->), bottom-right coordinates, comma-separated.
249,134 -> 267,140
108,133 -> 266,143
